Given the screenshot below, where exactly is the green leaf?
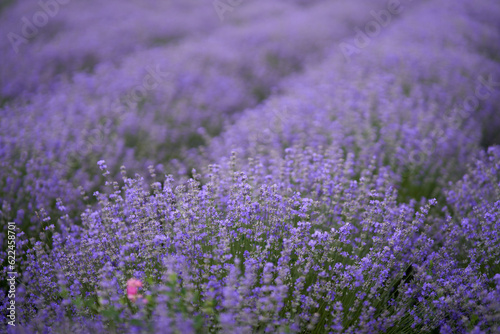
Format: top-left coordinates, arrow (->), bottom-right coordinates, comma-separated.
101,307 -> 120,322
194,314 -> 204,331
130,319 -> 143,327
83,298 -> 99,312
169,273 -> 178,283
72,297 -> 84,308
59,288 -> 69,299
470,314 -> 478,326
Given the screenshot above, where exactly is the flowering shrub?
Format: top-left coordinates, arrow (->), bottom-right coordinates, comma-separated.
0,0 -> 500,333
8,158 -> 437,332
202,0 -> 500,202
0,0 -> 391,236
8,148 -> 500,333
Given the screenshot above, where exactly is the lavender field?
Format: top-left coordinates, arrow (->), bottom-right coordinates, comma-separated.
1,0 -> 500,333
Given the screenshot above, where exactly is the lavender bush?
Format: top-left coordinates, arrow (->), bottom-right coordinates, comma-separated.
1,0 -> 397,237
202,0 -> 500,202
1,0 -> 500,333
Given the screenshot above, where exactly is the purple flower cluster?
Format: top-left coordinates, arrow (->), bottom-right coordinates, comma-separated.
1,0 -> 500,333
1,0 -> 391,235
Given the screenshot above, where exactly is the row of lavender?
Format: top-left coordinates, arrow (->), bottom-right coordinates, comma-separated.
1,0 -> 500,333
1,0 -> 390,235
202,0 -> 500,199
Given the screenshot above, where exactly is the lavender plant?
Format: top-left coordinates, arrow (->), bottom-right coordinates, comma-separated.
202,0 -> 500,204
0,0 -> 393,236
6,147 -> 499,333
0,0 -> 499,333
8,158 -> 434,332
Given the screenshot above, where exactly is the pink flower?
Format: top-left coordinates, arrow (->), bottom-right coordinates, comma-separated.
126,278 -> 143,302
